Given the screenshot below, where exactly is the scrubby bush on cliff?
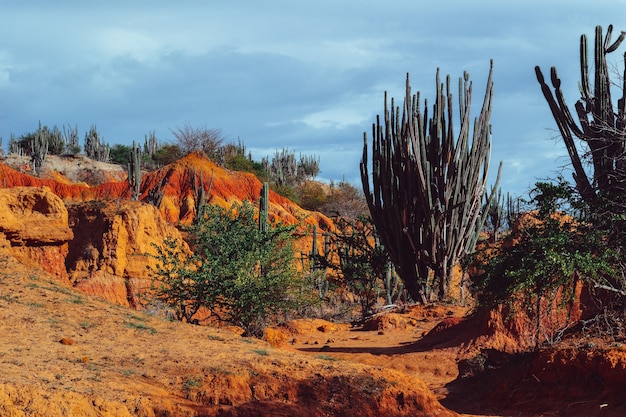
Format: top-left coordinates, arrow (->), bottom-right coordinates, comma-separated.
171,124 -> 225,162
148,201 -> 305,336
472,180 -> 618,346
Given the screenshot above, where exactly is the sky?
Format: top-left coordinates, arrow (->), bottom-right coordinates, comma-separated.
1,2 -> 626,198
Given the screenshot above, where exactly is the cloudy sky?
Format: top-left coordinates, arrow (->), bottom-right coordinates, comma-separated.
1,1 -> 626,198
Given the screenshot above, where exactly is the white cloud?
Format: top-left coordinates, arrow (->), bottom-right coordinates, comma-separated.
95,28 -> 163,63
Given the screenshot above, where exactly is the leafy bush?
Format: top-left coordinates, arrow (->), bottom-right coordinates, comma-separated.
472,180 -> 617,345
148,201 -> 306,337
109,144 -> 132,165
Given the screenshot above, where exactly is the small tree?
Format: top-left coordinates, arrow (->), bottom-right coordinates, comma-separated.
170,123 -> 225,162
109,144 -> 132,165
149,200 -> 304,336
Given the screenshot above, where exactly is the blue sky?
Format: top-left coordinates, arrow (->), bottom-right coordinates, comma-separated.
1,2 -> 626,198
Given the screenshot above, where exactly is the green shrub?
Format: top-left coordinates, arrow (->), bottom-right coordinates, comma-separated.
148,201 -> 307,337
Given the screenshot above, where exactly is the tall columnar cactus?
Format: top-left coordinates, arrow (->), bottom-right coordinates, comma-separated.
192,168 -> 214,222
144,130 -> 158,157
127,141 -> 142,201
30,124 -> 48,177
360,60 -> 501,302
259,182 -> 269,233
535,25 -> 626,213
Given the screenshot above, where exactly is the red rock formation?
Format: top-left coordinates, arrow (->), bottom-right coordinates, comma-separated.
0,152 -> 334,307
0,187 -> 73,281
65,200 -> 187,307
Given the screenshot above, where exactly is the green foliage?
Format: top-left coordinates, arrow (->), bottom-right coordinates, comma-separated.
270,183 -> 301,204
296,181 -> 327,212
472,180 -> 617,344
148,201 -> 305,337
109,144 -> 131,165
152,144 -> 183,167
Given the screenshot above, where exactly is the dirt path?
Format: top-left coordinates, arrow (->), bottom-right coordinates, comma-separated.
285,306 -> 497,417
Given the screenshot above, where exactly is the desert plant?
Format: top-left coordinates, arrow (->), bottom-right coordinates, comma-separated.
258,182 -> 269,233
262,148 -> 320,188
149,200 -> 305,336
316,216 -> 390,320
127,141 -> 142,201
536,24 -> 626,215
84,125 -> 110,162
46,125 -> 64,155
143,130 -> 159,157
191,168 -> 213,222
472,179 -> 617,347
30,123 -> 48,177
171,123 -> 224,162
318,180 -> 369,221
63,124 -> 81,155
361,61 -> 501,302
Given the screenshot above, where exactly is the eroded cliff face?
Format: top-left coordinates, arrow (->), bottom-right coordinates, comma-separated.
0,152 -> 332,309
0,187 -> 73,282
65,200 -> 187,308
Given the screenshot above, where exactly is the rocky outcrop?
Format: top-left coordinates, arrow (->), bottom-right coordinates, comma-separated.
0,152 -> 334,308
0,187 -> 73,281
66,200 -> 187,307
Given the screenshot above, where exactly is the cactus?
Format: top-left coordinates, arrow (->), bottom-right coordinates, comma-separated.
30,123 -> 48,177
262,148 -> 298,187
84,125 -> 110,162
536,25 -> 626,213
309,225 -> 331,299
127,141 -> 142,201
259,182 -> 269,233
143,130 -> 158,157
361,61 -> 501,302
63,124 -> 80,155
192,168 -> 213,222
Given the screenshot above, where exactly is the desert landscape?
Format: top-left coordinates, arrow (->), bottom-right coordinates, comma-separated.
0,153 -> 624,417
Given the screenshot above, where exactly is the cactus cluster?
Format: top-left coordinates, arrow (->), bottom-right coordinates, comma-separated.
361,61 -> 501,302
536,24 -> 626,213
262,148 -> 320,187
84,125 -> 110,162
143,130 -> 158,157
